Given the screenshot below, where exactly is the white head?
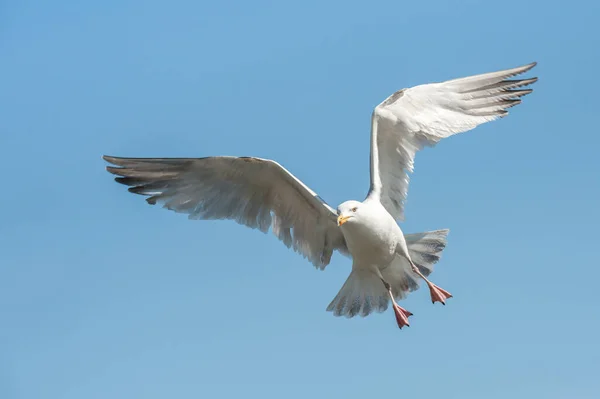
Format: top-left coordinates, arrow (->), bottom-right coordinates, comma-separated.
336,200 -> 364,227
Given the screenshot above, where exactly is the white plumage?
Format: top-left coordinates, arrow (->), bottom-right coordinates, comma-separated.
368,62 -> 537,221
104,62 -> 537,328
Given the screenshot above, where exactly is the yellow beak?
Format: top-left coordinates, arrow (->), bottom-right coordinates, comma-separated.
337,214 -> 351,226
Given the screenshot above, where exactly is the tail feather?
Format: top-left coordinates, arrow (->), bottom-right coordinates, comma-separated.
326,229 -> 450,319
404,229 -> 449,277
326,270 -> 389,318
383,229 -> 450,301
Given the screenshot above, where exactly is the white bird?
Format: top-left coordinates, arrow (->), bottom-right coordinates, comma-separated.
104,62 -> 537,329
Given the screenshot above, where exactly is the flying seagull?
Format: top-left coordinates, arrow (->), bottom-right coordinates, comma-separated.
104,62 -> 537,329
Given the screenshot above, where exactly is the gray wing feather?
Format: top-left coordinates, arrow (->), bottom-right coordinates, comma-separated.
104,155 -> 348,269
368,62 -> 538,220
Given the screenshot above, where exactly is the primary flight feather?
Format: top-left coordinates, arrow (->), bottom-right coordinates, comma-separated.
104,62 -> 537,328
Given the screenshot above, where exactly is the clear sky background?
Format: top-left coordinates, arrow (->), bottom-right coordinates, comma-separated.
2,1 -> 599,398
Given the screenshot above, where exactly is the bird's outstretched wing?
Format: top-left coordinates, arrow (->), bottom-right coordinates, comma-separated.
367,62 -> 538,221
103,156 -> 348,269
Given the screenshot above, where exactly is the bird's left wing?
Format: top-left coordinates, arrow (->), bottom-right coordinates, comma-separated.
367,62 -> 538,221
103,156 -> 348,269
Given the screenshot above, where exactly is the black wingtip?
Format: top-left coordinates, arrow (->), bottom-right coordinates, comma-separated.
514,62 -> 537,77
106,166 -> 123,175
114,177 -> 131,185
521,61 -> 537,72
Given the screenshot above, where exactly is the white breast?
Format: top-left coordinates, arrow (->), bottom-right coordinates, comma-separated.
340,204 -> 400,268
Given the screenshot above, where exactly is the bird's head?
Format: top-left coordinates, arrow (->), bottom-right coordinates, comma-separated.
336,200 -> 363,226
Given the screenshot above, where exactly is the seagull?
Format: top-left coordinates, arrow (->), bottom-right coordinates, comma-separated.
103,62 -> 537,329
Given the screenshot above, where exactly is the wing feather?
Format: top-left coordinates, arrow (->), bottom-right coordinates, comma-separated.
367,62 -> 538,220
104,155 -> 348,269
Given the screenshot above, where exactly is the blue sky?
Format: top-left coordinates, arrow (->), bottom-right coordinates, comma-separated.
2,0 -> 599,398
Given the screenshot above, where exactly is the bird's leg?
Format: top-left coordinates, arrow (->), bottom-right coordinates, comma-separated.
409,261 -> 452,305
380,278 -> 412,329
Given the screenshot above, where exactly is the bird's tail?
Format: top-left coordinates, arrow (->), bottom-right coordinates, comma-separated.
326,229 -> 449,318
379,229 -> 450,300
404,229 -> 449,277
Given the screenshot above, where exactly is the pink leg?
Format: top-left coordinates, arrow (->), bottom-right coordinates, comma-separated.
382,279 -> 412,329
410,261 -> 453,305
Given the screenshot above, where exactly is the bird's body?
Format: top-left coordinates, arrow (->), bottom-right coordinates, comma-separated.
338,200 -> 399,267
104,62 -> 538,329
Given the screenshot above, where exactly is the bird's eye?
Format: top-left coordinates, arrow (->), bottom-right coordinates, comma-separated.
351,207 -> 358,212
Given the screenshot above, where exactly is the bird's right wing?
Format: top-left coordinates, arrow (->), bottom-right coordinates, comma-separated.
367,62 -> 538,220
104,155 -> 348,269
